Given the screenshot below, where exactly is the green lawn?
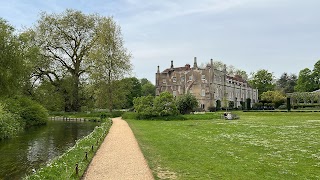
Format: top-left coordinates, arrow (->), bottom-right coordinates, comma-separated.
126,112 -> 320,180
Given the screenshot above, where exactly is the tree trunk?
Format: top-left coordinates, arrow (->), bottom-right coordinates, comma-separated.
71,75 -> 80,112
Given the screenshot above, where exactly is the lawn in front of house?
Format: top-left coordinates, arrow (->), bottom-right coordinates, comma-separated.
126,112 -> 320,179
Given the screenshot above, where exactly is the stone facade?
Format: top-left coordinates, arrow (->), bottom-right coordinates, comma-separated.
155,57 -> 259,110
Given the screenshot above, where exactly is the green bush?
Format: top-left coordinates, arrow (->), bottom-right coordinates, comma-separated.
18,98 -> 48,127
153,92 -> 178,116
0,103 -> 24,140
278,104 -> 287,110
176,93 -> 198,114
4,97 -> 48,127
208,106 -> 216,112
133,95 -> 155,119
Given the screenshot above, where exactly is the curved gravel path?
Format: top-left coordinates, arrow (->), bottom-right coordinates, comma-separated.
83,117 -> 154,180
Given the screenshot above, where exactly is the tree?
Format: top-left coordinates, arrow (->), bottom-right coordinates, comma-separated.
30,10 -> 131,111
0,18 -> 24,97
93,80 -> 128,110
212,61 -> 225,71
140,78 -> 150,86
234,69 -> 249,80
276,73 -> 297,93
140,78 -> 156,96
153,92 -> 178,116
312,60 -> 320,89
295,68 -> 316,92
90,15 -> 132,112
261,90 -> 286,108
121,77 -> 141,108
142,83 -> 156,96
249,69 -> 275,98
176,93 -> 198,114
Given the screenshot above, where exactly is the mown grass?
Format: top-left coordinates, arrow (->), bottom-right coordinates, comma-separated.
122,112 -> 220,121
126,112 -> 320,180
24,119 -> 112,180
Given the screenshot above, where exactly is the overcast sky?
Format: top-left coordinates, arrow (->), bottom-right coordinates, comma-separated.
1,0 -> 319,83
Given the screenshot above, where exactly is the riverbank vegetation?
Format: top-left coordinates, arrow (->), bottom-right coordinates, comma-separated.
0,97 -> 48,140
25,118 -> 112,179
126,112 -> 320,179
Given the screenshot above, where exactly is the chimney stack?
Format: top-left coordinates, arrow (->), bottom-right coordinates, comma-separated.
171,60 -> 174,69
157,65 -> 160,73
193,57 -> 198,68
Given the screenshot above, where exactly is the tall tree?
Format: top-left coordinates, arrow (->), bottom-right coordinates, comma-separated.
249,69 -> 275,98
89,16 -> 131,111
29,10 -> 131,111
142,83 -> 156,96
312,60 -> 320,89
276,73 -> 297,93
121,77 -> 141,108
140,78 -> 151,86
0,18 -> 24,97
30,10 -> 99,111
295,68 -> 316,92
140,78 -> 156,96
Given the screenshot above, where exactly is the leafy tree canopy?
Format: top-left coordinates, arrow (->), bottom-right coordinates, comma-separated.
294,68 -> 316,92
0,18 -> 24,97
249,69 -> 275,97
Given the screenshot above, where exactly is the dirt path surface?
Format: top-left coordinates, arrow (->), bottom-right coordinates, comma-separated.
83,117 -> 154,180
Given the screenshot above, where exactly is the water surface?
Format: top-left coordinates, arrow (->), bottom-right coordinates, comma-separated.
0,120 -> 99,179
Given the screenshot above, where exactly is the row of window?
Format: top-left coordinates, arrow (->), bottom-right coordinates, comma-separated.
163,75 -> 207,84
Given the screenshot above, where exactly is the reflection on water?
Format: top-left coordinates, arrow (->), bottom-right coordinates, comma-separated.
0,120 -> 99,180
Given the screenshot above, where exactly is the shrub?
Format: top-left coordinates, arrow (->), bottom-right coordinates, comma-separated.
287,97 -> 291,111
208,106 -> 216,112
154,92 -> 178,116
133,95 -> 155,119
216,100 -> 221,110
176,93 -> 198,114
4,97 -> 48,127
228,101 -> 234,109
246,98 -> 251,110
278,105 -> 287,110
0,103 -> 24,140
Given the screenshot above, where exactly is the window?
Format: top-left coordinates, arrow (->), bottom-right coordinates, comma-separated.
173,91 -> 177,97
181,77 -> 185,82
162,79 -> 166,84
173,77 -> 176,82
201,75 -> 205,80
189,75 -> 193,81
201,89 -> 205,96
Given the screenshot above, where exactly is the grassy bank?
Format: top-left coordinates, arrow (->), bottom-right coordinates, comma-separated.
25,118 -> 112,179
50,111 -> 124,119
126,112 -> 320,179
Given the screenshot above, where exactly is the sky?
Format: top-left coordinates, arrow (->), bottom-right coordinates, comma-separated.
1,0 -> 320,83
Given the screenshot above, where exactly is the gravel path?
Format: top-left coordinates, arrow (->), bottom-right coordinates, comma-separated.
82,117 -> 154,180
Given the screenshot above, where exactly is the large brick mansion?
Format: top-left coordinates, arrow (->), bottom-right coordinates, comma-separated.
155,57 -> 258,110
